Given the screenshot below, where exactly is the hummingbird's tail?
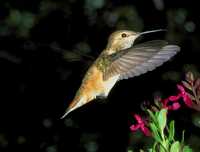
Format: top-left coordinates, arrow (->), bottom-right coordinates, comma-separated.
60,96 -> 86,119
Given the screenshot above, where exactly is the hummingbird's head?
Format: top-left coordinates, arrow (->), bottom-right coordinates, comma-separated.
105,29 -> 166,54
106,30 -> 139,54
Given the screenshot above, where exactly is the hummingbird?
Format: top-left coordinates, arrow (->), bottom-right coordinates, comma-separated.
61,29 -> 180,118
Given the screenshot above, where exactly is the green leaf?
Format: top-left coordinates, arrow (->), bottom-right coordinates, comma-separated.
157,109 -> 167,132
155,111 -> 160,118
183,146 -> 193,152
152,142 -> 158,152
160,145 -> 166,152
149,123 -> 162,143
182,81 -> 192,90
170,141 -> 180,152
148,149 -> 153,152
187,93 -> 195,101
169,120 -> 175,142
147,109 -> 157,124
165,139 -> 170,148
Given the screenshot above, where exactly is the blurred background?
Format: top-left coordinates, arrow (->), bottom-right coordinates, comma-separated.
0,0 -> 200,152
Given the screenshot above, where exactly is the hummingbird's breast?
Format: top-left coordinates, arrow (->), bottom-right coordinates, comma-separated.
76,59 -> 119,102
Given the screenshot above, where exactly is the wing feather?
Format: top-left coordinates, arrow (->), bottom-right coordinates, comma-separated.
104,40 -> 180,80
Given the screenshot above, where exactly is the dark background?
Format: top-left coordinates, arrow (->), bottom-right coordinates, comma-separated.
0,0 -> 200,152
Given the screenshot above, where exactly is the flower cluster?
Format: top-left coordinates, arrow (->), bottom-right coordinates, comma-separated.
128,72 -> 198,152
129,114 -> 151,136
182,72 -> 200,111
129,84 -> 193,136
129,71 -> 200,136
161,84 -> 193,111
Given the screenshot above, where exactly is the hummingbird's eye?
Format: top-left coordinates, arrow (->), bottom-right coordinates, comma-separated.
121,33 -> 127,38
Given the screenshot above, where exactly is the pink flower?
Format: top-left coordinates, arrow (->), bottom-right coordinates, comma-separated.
162,99 -> 180,110
161,84 -> 193,110
130,114 -> 151,136
177,84 -> 193,108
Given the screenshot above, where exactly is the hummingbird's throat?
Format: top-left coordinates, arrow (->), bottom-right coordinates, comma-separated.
106,49 -> 116,55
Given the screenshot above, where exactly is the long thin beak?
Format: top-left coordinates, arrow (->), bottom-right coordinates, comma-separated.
60,104 -> 79,119
139,29 -> 167,36
60,97 -> 85,119
60,109 -> 73,119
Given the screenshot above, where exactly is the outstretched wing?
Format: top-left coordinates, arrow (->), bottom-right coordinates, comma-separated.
104,40 -> 180,80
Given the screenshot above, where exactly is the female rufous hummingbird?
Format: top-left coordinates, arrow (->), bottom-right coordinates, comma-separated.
61,29 -> 180,118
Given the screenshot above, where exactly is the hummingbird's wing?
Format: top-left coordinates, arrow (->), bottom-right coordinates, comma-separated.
104,40 -> 180,80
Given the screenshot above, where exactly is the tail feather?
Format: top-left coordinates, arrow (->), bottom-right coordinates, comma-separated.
60,97 -> 86,119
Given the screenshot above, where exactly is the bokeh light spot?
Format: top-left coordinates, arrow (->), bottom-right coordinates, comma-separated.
46,145 -> 57,152
43,118 -> 53,128
184,21 -> 196,32
17,136 -> 26,144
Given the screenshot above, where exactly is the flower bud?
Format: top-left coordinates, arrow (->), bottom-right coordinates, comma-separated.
186,72 -> 194,83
